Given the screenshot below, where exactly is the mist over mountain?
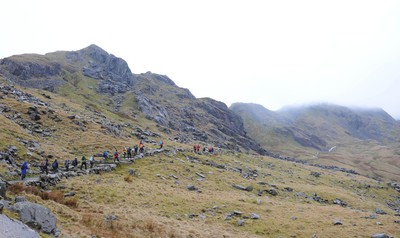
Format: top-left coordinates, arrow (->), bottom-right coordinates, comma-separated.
231,102 -> 400,180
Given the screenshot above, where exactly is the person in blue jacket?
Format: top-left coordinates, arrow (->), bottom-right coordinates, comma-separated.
21,160 -> 29,180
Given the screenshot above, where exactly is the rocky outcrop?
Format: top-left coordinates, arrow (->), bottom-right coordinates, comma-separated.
77,44 -> 136,93
0,214 -> 40,238
12,201 -> 57,235
0,57 -> 63,92
0,58 -> 61,80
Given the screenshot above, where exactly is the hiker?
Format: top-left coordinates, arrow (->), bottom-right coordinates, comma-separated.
196,144 -> 200,153
133,144 -> 138,155
80,156 -> 87,170
65,159 -> 70,172
127,147 -> 132,159
72,157 -> 78,169
193,144 -> 196,153
139,141 -> 144,153
123,147 -> 127,159
41,158 -> 49,175
89,155 -> 95,169
21,160 -> 29,180
159,140 -> 164,149
114,150 -> 119,162
103,151 -> 109,161
52,159 -> 59,173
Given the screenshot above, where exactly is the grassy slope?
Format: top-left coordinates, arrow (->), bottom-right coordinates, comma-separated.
19,151 -> 400,238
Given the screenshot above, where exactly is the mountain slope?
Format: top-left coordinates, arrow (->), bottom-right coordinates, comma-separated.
0,45 -> 265,154
230,103 -> 400,180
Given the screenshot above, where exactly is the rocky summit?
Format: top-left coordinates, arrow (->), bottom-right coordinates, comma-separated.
0,45 -> 399,237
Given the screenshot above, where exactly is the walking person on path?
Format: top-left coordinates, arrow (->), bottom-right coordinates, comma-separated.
65,159 -> 70,172
52,159 -> 59,173
21,160 -> 29,180
114,150 -> 119,162
80,156 -> 87,170
89,155 -> 95,169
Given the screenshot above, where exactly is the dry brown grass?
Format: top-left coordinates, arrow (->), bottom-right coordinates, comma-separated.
43,151 -> 400,238
64,197 -> 79,208
124,175 -> 133,183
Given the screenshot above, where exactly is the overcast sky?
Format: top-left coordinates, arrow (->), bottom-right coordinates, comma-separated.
2,0 -> 400,118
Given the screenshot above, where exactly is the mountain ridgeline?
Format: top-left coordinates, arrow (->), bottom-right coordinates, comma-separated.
230,102 -> 400,180
230,102 -> 400,150
0,44 -> 265,154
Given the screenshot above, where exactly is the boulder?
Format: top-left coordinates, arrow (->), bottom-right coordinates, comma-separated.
333,220 -> 343,225
64,191 -> 76,197
371,234 -> 389,238
186,185 -> 198,191
375,208 -> 387,215
232,184 -> 253,192
237,219 -> 245,226
12,201 -> 57,235
15,196 -> 27,203
267,189 -> 278,196
0,214 -> 40,238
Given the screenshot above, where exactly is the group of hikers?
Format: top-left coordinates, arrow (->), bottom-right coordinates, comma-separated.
193,144 -> 215,153
37,156 -> 94,175
19,140 -> 165,180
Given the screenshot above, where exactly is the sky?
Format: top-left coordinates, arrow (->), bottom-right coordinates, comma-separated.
2,0 -> 400,118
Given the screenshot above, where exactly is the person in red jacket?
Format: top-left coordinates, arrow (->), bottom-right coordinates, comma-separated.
114,150 -> 119,162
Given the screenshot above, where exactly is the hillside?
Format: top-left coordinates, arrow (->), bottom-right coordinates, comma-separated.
0,45 -> 265,154
230,103 -> 400,181
0,46 -> 399,237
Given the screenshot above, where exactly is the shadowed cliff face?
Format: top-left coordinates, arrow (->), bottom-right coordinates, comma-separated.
0,45 -> 267,154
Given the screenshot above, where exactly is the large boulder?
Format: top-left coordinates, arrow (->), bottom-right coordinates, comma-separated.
12,201 -> 57,235
0,214 -> 40,238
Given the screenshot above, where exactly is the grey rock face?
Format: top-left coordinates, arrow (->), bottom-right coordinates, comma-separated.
0,214 -> 40,238
0,58 -> 61,80
79,44 -> 135,90
13,201 -> 57,234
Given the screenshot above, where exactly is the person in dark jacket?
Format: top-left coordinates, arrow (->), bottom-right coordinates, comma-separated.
21,160 -> 29,180
65,159 -> 70,172
72,157 -> 78,169
52,159 -> 59,173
